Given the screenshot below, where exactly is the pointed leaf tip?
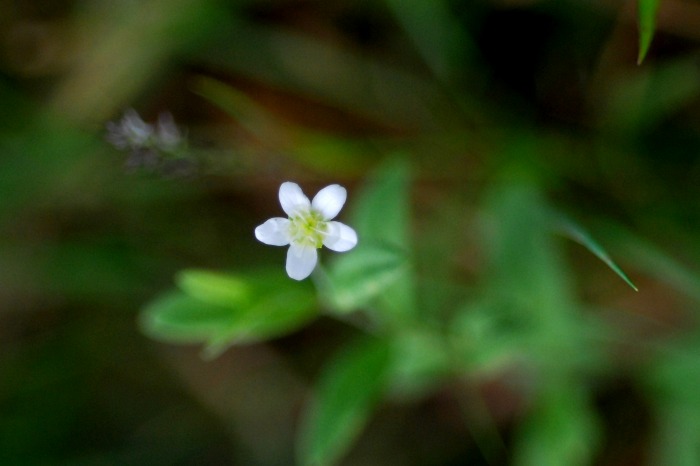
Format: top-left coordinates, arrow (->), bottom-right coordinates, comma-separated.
555,218 -> 638,292
637,0 -> 660,64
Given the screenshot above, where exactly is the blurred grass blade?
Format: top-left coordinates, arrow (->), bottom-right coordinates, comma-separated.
297,337 -> 391,466
514,384 -> 600,466
644,336 -> 700,466
484,182 -> 575,317
193,77 -> 288,145
603,56 -> 700,132
554,218 -> 638,291
194,76 -> 372,176
196,18 -> 452,129
385,0 -> 473,84
637,0 -> 660,64
49,0 -> 224,122
603,225 -> 700,303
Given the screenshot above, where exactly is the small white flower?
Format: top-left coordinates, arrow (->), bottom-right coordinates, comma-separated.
255,182 -> 358,280
106,109 -> 154,150
155,112 -> 184,153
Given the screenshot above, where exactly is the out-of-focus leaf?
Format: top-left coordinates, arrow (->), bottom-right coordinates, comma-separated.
646,337 -> 700,404
346,157 -> 416,319
450,300 -> 528,374
140,269 -> 317,357
297,337 -> 391,466
451,299 -> 610,377
650,408 -> 700,466
327,241 -> 407,313
637,0 -> 660,64
351,157 -> 411,249
140,291 -> 234,343
483,182 -> 576,325
197,18 -> 453,129
644,335 -> 700,466
514,384 -> 599,466
49,0 -> 225,123
604,56 -> 700,132
385,0 -> 474,84
553,216 -> 638,291
603,225 -> 700,303
193,76 -> 287,145
463,178 -> 600,377
175,269 -> 250,307
193,76 -> 373,176
386,329 -> 452,399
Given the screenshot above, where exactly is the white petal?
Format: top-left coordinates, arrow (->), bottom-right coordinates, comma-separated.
122,109 -> 153,144
279,182 -> 310,217
311,184 -> 347,220
255,218 -> 291,246
322,221 -> 357,252
286,244 -> 318,280
156,112 -> 183,151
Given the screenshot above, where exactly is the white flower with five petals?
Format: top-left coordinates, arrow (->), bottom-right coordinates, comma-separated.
255,182 -> 358,280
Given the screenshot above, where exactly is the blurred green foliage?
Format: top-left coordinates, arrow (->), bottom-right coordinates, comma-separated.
2,0 -> 700,465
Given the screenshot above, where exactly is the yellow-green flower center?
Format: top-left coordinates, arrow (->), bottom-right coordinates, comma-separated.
289,210 -> 327,248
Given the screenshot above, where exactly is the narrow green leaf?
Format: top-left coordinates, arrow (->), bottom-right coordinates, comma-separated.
603,56 -> 700,132
484,183 -> 576,319
602,225 -> 700,303
637,0 -> 660,64
193,76 -> 282,142
297,338 -> 391,466
385,0 -> 474,83
195,19 -> 451,129
554,218 -> 638,291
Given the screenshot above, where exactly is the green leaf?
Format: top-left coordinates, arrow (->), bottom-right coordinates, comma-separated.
473,181 -> 603,376
643,335 -> 700,466
385,0 -> 474,84
351,157 -> 411,249
602,224 -> 700,303
637,0 -> 660,64
386,329 -> 452,399
194,76 -> 373,176
176,269 -> 251,307
195,18 -> 451,129
514,384 -> 600,466
603,56 -> 700,132
297,337 -> 391,466
140,291 -> 235,343
483,183 -> 576,321
326,241 -> 408,313
450,300 -> 528,374
553,217 -> 638,291
347,156 -> 416,318
140,269 -> 317,357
